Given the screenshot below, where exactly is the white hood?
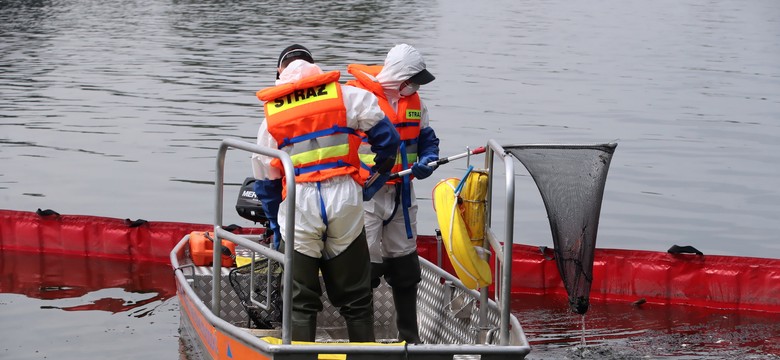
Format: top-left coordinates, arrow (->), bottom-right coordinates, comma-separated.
376,44 -> 428,102
276,59 -> 323,85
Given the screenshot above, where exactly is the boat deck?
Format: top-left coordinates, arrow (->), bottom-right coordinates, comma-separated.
179,243 -> 522,347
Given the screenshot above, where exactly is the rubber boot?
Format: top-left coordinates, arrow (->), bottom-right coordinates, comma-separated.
320,230 -> 375,342
290,250 -> 323,341
384,251 -> 422,344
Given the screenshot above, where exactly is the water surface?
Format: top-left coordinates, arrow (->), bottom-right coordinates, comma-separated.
2,0 -> 780,358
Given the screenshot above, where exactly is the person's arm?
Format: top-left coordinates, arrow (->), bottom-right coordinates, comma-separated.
412,101 -> 440,179
342,85 -> 400,172
251,121 -> 283,181
365,116 -> 399,173
253,178 -> 282,249
251,121 -> 283,248
342,85 -> 400,200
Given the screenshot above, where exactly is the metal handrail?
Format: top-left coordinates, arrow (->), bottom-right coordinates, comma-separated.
210,138 -> 296,344
169,137 -> 533,357
483,139 -> 516,346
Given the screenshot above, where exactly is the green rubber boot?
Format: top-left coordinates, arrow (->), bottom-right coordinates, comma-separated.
290,250 -> 323,341
321,230 -> 375,342
384,251 -> 422,344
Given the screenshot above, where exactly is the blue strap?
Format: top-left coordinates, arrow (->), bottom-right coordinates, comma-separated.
317,182 -> 329,243
382,183 -> 402,227
278,125 -> 357,149
399,142 -> 413,239
400,189 -> 412,239
454,166 -> 474,195
399,142 -> 411,208
293,160 -> 348,175
381,182 -> 413,241
395,122 -> 420,128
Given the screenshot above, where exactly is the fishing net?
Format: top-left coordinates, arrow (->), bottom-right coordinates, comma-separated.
228,256 -> 283,329
505,143 -> 616,314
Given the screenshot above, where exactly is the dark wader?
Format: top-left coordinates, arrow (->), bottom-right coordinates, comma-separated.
290,230 -> 375,342
370,183 -> 422,344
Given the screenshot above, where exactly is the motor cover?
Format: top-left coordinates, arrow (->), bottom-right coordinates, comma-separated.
235,177 -> 268,224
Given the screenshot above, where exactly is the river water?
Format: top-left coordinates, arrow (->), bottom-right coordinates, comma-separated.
1,0 -> 779,359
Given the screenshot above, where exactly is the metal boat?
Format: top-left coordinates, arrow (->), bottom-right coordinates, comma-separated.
170,138 -> 534,359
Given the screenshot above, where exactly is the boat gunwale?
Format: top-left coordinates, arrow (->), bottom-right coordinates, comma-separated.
172,234 -> 532,357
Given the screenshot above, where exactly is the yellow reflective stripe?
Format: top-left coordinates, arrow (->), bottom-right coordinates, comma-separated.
290,134 -> 349,155
358,142 -> 375,165
359,153 -> 376,166
290,144 -> 350,166
266,82 -> 339,116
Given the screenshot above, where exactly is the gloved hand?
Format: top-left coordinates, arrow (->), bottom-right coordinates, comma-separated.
411,154 -> 438,179
413,127 -> 440,180
363,171 -> 390,201
267,221 -> 282,250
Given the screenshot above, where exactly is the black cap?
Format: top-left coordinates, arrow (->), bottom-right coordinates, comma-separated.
409,68 -> 435,85
276,44 -> 314,79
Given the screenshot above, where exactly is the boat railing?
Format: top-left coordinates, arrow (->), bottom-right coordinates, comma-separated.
170,138 -> 533,357
482,139 -> 518,346
210,138 -> 297,344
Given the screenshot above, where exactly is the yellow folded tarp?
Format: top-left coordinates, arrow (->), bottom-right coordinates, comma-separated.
433,175 -> 492,290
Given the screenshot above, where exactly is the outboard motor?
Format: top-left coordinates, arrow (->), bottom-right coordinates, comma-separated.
235,177 -> 268,225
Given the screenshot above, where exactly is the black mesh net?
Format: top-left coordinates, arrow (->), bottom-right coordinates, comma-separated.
228,257 -> 283,329
505,143 -> 616,314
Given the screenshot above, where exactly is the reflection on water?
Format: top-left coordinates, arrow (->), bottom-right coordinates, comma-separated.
0,251 -> 179,359
514,294 -> 780,359
40,288 -> 163,316
0,292 -> 181,360
0,250 -> 175,311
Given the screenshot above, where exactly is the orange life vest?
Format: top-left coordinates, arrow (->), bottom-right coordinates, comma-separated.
346,64 -> 422,184
256,71 -> 364,192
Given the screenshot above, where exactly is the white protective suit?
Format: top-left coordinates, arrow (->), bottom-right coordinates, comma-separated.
365,44 -> 434,263
251,59 -> 387,259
